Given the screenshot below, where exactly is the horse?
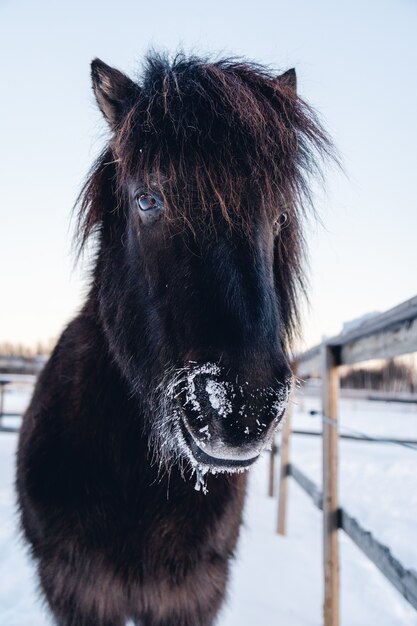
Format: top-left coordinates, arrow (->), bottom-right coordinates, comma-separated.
16,52 -> 331,626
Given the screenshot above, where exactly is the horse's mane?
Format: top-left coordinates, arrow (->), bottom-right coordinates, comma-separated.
76,52 -> 335,346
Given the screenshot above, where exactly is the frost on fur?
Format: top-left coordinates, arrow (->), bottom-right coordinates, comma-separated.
146,362 -> 293,493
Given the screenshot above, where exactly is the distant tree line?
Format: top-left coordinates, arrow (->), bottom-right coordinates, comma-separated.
340,358 -> 417,393
0,340 -> 55,358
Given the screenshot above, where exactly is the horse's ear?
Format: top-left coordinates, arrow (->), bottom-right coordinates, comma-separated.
277,68 -> 297,93
91,58 -> 140,129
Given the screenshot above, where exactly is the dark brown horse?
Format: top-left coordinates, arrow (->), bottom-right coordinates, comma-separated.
16,53 -> 331,626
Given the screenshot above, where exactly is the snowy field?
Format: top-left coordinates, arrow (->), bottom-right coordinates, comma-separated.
0,385 -> 416,625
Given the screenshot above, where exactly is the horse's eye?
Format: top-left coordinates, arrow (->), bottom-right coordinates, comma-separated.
278,212 -> 288,227
274,212 -> 288,232
136,193 -> 159,212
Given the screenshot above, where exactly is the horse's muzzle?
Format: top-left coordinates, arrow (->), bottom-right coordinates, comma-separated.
172,362 -> 292,471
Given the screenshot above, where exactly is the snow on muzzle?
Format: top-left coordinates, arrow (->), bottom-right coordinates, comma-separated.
170,363 -> 292,471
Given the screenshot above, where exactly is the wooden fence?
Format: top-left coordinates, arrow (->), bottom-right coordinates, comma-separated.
272,294 -> 417,625
0,374 -> 35,432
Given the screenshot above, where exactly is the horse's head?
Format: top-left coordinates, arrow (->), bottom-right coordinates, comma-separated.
78,54 -> 331,477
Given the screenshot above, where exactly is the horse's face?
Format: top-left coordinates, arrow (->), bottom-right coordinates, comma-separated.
86,56 -> 330,476
122,175 -> 292,472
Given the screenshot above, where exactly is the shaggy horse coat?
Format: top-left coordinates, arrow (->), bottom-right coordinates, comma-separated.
16,53 -> 331,626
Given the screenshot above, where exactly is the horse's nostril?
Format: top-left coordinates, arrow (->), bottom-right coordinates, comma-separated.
181,365 -> 234,420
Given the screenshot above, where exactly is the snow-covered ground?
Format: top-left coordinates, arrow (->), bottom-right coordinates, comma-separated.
0,385 -> 416,625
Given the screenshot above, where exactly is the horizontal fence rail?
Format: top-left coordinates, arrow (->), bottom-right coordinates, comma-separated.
290,429 -> 417,447
297,295 -> 417,378
281,457 -> 417,611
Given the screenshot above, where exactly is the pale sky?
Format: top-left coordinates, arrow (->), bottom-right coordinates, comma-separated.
1,0 -> 416,351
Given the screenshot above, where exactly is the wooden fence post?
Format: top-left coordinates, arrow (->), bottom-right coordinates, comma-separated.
277,396 -> 293,535
322,344 -> 340,626
0,381 -> 6,427
268,437 -> 276,497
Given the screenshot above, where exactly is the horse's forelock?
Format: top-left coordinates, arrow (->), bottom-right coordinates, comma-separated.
112,53 -> 331,218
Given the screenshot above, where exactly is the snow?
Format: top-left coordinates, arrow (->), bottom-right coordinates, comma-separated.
0,385 -> 32,415
183,362 -> 222,415
341,311 -> 380,334
1,386 -> 416,625
205,378 -> 232,417
0,374 -> 36,384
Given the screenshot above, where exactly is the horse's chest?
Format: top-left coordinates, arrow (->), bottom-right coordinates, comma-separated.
123,497 -> 235,567
111,479 -> 244,579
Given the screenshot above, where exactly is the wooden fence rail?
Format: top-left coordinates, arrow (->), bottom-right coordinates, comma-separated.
278,455 -> 417,611
274,294 -> 417,626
